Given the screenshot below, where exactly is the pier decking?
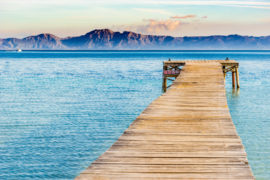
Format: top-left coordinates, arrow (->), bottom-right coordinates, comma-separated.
76,60 -> 254,180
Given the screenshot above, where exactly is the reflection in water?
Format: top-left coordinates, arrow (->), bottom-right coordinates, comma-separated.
232,88 -> 240,97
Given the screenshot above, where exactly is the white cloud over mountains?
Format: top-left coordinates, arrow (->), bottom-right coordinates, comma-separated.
130,14 -> 208,35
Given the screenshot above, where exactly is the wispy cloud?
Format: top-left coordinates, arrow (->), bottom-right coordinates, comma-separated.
104,0 -> 270,9
171,15 -> 197,19
133,8 -> 170,15
4,0 -> 270,7
151,1 -> 270,5
224,4 -> 270,9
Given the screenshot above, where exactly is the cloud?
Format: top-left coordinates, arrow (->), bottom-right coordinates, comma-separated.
130,0 -> 270,6
113,14 -> 204,35
108,0 -> 270,10
111,18 -> 183,35
140,14 -> 203,34
224,4 -> 270,9
3,0 -> 270,9
171,15 -> 196,19
133,8 -> 170,15
130,18 -> 184,35
146,19 -> 181,31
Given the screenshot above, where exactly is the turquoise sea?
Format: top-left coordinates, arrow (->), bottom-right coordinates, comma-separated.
0,50 -> 269,179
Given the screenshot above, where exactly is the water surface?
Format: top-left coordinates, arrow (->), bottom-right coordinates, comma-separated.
0,50 -> 269,179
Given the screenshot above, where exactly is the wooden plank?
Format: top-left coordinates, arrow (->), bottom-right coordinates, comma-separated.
75,60 -> 254,180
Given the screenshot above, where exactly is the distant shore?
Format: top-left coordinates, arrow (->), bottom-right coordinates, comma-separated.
1,29 -> 270,50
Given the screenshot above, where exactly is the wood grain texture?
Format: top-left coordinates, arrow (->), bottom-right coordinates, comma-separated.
76,61 -> 254,180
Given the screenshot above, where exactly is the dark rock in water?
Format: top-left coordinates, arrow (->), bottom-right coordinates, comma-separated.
1,29 -> 270,50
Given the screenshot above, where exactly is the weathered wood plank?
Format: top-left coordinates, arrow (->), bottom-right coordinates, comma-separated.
75,60 -> 254,180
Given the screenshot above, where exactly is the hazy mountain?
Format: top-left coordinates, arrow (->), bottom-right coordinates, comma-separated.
1,29 -> 270,50
61,29 -> 180,49
21,33 -> 63,49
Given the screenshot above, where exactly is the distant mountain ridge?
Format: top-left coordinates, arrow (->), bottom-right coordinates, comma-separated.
1,29 -> 270,50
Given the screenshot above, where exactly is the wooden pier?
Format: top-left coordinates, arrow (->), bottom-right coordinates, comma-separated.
76,60 -> 254,180
162,60 -> 240,92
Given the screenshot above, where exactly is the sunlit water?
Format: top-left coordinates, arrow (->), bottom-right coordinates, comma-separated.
0,50 -> 269,180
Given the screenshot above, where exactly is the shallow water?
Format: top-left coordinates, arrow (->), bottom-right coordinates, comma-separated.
0,50 -> 269,179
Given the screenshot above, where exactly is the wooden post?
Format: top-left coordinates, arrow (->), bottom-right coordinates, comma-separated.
162,77 -> 167,92
232,70 -> 236,89
235,67 -> 240,89
162,63 -> 167,92
223,66 -> 226,82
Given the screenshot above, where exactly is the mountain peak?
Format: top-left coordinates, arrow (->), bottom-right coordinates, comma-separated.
122,31 -> 138,36
85,29 -> 114,36
23,33 -> 60,40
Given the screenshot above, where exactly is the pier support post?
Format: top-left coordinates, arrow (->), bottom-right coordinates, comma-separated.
232,70 -> 236,88
236,67 -> 240,89
162,77 -> 167,92
162,63 -> 167,92
222,66 -> 226,86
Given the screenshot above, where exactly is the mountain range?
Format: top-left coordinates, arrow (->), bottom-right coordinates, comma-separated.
1,29 -> 270,50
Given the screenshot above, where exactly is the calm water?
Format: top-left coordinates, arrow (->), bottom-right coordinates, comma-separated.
0,50 -> 269,180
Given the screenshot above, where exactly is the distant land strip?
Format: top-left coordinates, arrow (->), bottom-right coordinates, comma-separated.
1,29 -> 270,50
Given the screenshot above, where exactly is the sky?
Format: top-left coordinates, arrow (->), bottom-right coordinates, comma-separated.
1,0 -> 270,38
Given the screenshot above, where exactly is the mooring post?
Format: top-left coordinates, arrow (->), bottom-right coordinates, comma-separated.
232,69 -> 236,88
236,67 -> 240,89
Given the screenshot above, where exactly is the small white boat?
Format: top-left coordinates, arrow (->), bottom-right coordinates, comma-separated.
17,49 -> 22,52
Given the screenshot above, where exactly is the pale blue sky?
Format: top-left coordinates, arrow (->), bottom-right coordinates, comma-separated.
1,0 -> 270,38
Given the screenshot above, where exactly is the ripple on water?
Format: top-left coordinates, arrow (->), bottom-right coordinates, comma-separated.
0,51 -> 269,179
